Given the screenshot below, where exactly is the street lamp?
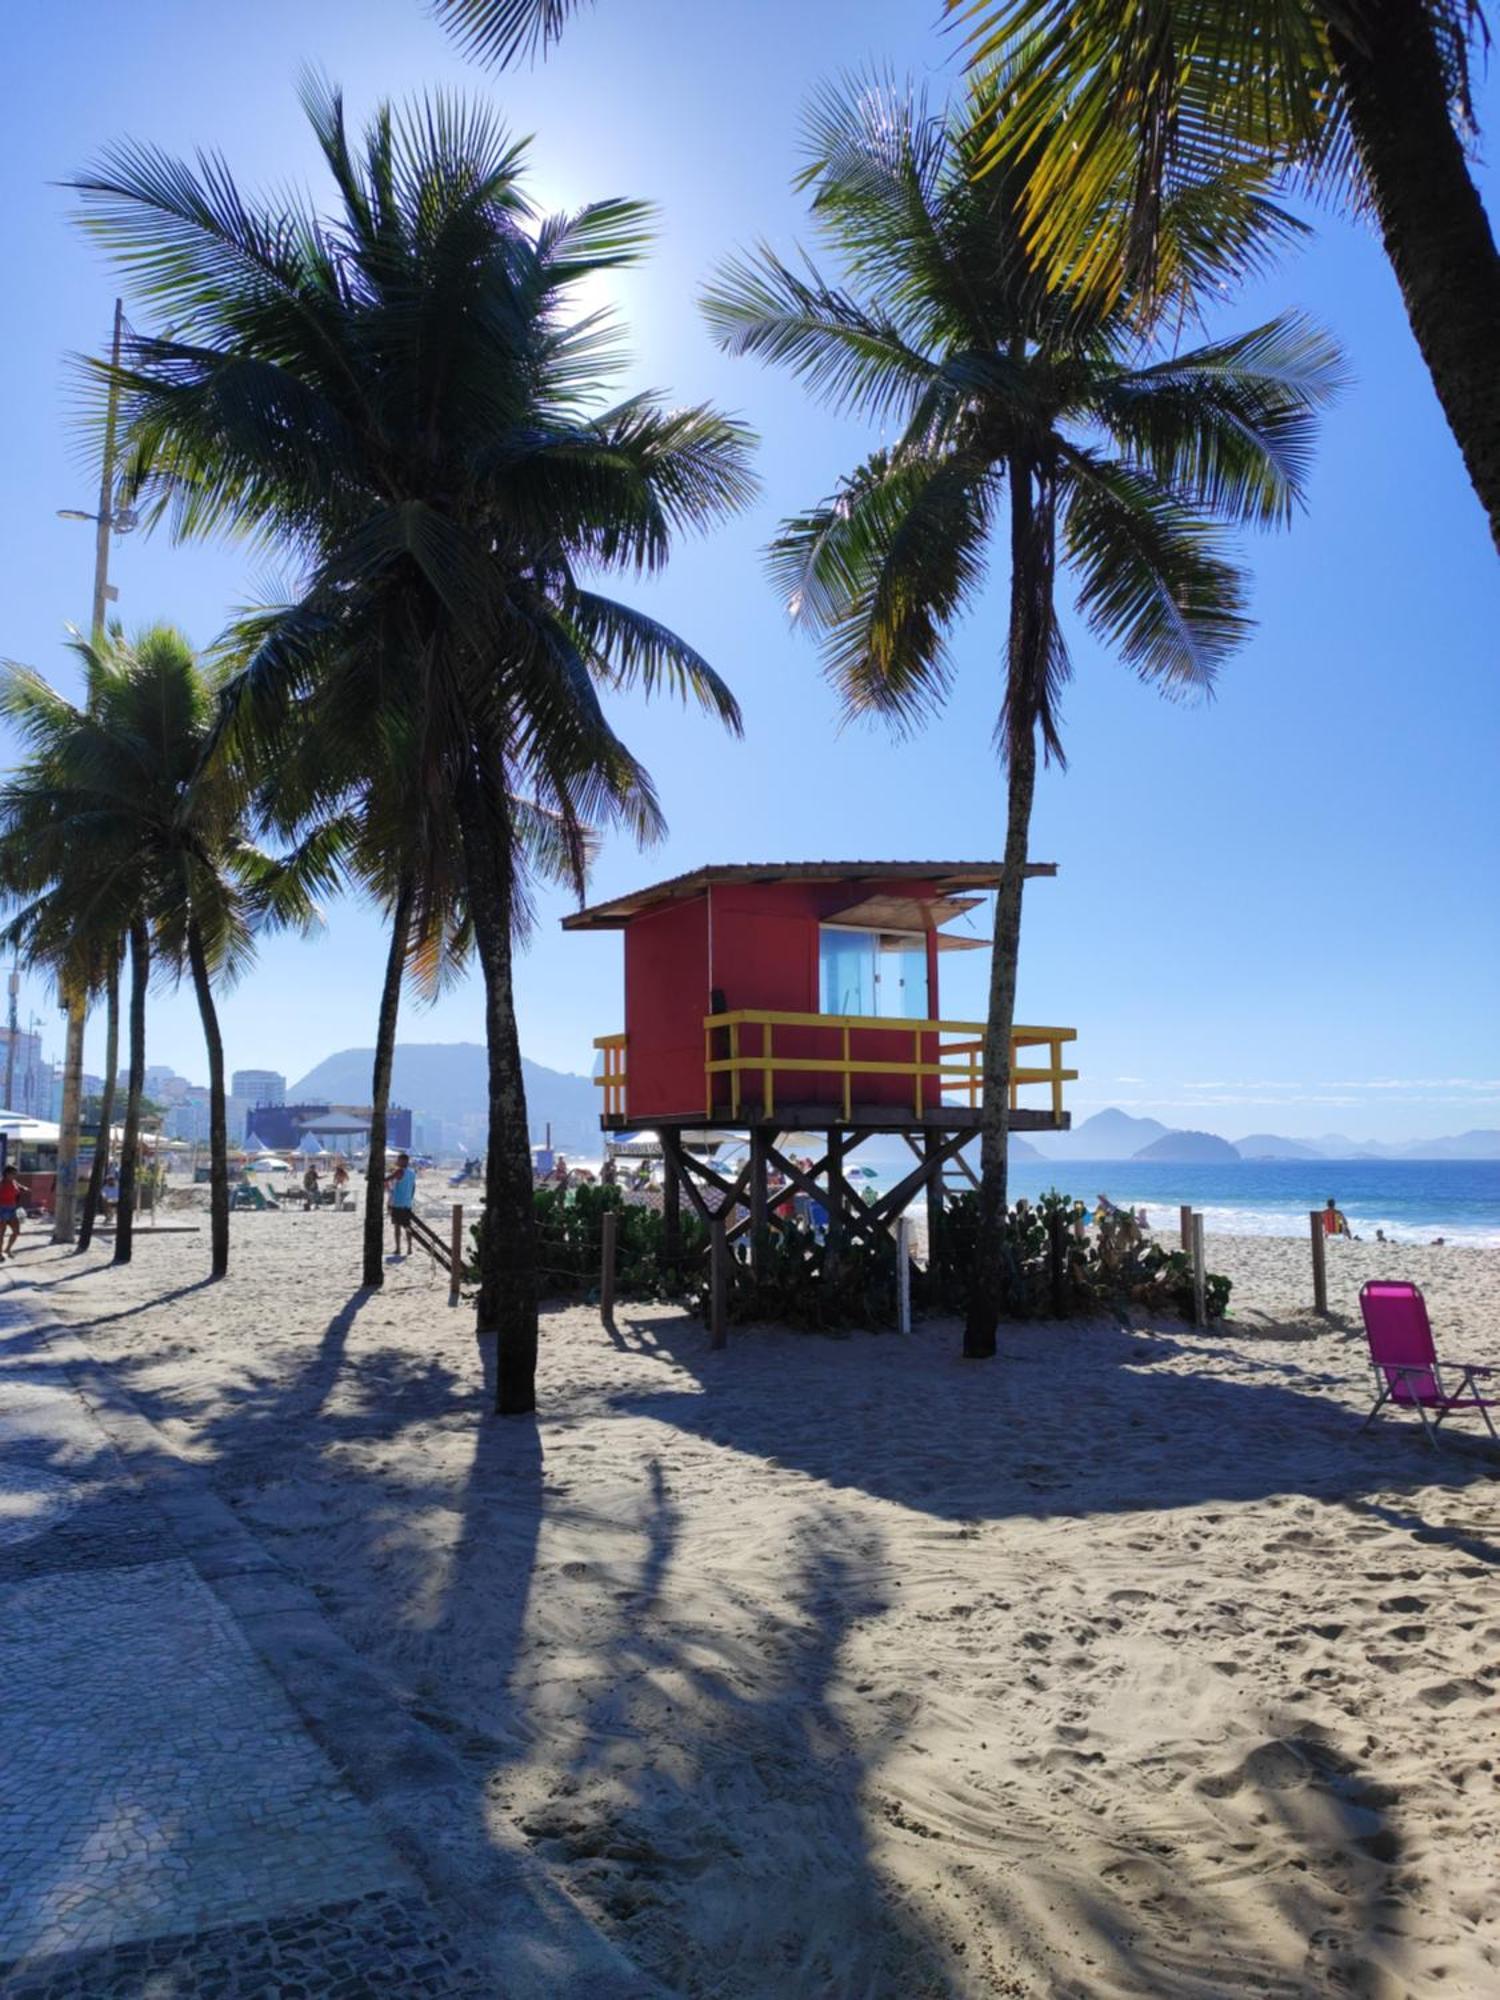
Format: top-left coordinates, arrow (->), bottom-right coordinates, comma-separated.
50,297 -> 129,1243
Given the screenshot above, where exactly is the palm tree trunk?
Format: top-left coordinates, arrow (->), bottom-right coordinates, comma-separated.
186,915 -> 230,1279
51,993 -> 86,1244
1325,0 -> 1500,555
455,766 -> 539,1415
78,957 -> 120,1252
363,878 -> 413,1288
964,458 -> 1051,1357
113,914 -> 149,1267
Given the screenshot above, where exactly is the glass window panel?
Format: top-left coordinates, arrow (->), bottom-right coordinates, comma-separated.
819,927 -> 874,1014
874,934 -> 929,1020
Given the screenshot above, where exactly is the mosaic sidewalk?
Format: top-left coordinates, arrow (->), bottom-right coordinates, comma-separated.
0,1291 -> 656,1998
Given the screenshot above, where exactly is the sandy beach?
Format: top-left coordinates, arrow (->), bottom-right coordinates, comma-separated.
6,1212 -> 1499,1998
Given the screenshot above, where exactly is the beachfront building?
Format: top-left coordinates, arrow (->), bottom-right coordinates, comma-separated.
565,860 -> 1075,1256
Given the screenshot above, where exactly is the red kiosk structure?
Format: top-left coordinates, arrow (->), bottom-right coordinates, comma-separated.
564,861 -> 1076,1263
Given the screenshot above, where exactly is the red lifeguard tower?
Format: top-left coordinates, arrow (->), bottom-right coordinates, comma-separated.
563,860 -> 1076,1260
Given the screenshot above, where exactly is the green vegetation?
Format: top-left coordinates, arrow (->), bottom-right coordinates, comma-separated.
950,2 -> 1500,553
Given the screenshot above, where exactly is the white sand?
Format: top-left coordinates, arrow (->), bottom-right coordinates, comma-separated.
8,1215 -> 1500,1998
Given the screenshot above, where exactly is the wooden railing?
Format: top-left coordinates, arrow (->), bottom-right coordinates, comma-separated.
594,1032 -> 628,1119
595,1015 -> 1075,1122
702,1011 -> 1075,1120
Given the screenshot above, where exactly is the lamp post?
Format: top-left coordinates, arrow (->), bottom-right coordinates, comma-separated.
52,298 -> 134,1244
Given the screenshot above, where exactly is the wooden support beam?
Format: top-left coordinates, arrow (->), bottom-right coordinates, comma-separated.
661,1133 -> 682,1274
1192,1213 -> 1208,1328
925,1132 -> 944,1276
825,1129 -> 845,1273
749,1127 -> 769,1268
709,1217 -> 728,1349
1309,1209 -> 1328,1318
600,1209 -> 617,1330
449,1204 -> 463,1307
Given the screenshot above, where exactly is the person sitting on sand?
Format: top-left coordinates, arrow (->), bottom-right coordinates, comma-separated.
386,1152 -> 417,1258
0,1164 -> 29,1259
1322,1198 -> 1352,1239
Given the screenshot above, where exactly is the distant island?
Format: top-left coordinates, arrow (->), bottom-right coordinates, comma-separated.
1026,1107 -> 1500,1163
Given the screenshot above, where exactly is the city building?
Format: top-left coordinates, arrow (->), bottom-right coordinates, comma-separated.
0,1024 -> 53,1119
231,1069 -> 286,1107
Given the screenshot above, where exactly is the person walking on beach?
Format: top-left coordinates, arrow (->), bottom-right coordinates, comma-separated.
386,1152 -> 417,1258
302,1162 -> 321,1210
101,1164 -> 119,1224
0,1163 -> 29,1259
332,1159 -> 349,1208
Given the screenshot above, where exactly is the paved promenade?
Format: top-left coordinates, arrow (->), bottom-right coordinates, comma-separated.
0,1285 -> 656,1999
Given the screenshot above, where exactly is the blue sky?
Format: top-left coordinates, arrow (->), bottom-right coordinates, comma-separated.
3,0 -> 1496,1141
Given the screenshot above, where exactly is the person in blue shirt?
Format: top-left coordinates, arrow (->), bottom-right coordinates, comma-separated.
386,1152 -> 417,1258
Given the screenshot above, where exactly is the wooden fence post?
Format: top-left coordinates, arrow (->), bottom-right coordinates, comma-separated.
709,1217 -> 728,1350
448,1204 -> 463,1307
1048,1210 -> 1068,1317
1191,1212 -> 1207,1328
1309,1209 -> 1328,1317
1179,1203 -> 1193,1253
600,1208 -> 618,1328
895,1215 -> 912,1335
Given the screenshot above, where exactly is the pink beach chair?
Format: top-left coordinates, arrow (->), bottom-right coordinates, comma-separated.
1358,1281 -> 1498,1449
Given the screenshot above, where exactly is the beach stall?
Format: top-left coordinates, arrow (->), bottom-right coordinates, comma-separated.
564,860 -> 1077,1256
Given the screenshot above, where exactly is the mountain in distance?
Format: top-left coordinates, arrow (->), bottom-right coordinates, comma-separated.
290,1043 -> 599,1153
1234,1133 -> 1325,1160
1030,1108 -> 1169,1160
1400,1129 -> 1500,1161
1133,1129 -> 1241,1163
1008,1134 -> 1042,1160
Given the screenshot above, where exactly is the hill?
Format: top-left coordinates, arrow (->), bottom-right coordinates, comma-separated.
1234,1133 -> 1325,1160
290,1043 -> 600,1153
1133,1130 -> 1241,1164
1031,1109 -> 1169,1160
1400,1129 -> 1500,1160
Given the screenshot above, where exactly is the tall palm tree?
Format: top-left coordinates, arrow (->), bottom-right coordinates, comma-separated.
704,72 -> 1340,1353
74,81 -> 755,1412
0,627 -> 309,1275
953,1 -> 1500,555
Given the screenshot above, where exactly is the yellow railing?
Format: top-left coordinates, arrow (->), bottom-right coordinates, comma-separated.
700,1010 -> 1076,1121
594,1032 -> 628,1120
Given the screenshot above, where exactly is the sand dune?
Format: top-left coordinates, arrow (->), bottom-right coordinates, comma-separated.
8,1213 -> 1498,1997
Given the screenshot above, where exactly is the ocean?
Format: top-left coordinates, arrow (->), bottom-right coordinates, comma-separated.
989,1158 -> 1500,1248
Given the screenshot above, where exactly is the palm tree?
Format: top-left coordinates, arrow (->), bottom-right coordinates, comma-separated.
0,627 -> 308,1274
952,1 -> 1500,555
704,72 -> 1340,1354
74,80 -> 755,1412
432,0 -> 590,66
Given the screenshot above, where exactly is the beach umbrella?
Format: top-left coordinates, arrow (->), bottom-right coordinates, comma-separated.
297,1132 -> 322,1157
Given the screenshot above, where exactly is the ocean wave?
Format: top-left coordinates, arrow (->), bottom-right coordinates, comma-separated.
1130,1201 -> 1500,1250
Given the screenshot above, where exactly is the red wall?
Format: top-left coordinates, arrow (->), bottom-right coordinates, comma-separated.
618,876 -> 951,1122
623,895 -> 710,1120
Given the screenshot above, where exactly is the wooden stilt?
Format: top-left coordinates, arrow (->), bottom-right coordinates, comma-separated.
1191,1213 -> 1207,1327
1048,1209 -> 1067,1317
824,1128 -> 845,1275
448,1203 -> 463,1307
749,1127 -> 769,1268
1179,1203 -> 1193,1252
661,1134 -> 682,1276
709,1217 -> 728,1349
924,1130 -> 944,1277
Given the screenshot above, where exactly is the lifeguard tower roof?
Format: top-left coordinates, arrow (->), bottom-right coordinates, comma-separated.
562,858 -> 1057,931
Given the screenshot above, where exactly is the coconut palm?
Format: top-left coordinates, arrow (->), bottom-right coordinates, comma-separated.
953,1 -> 1500,554
73,80 -> 754,1412
704,72 -> 1341,1353
432,0 -> 590,66
0,627 -> 314,1274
